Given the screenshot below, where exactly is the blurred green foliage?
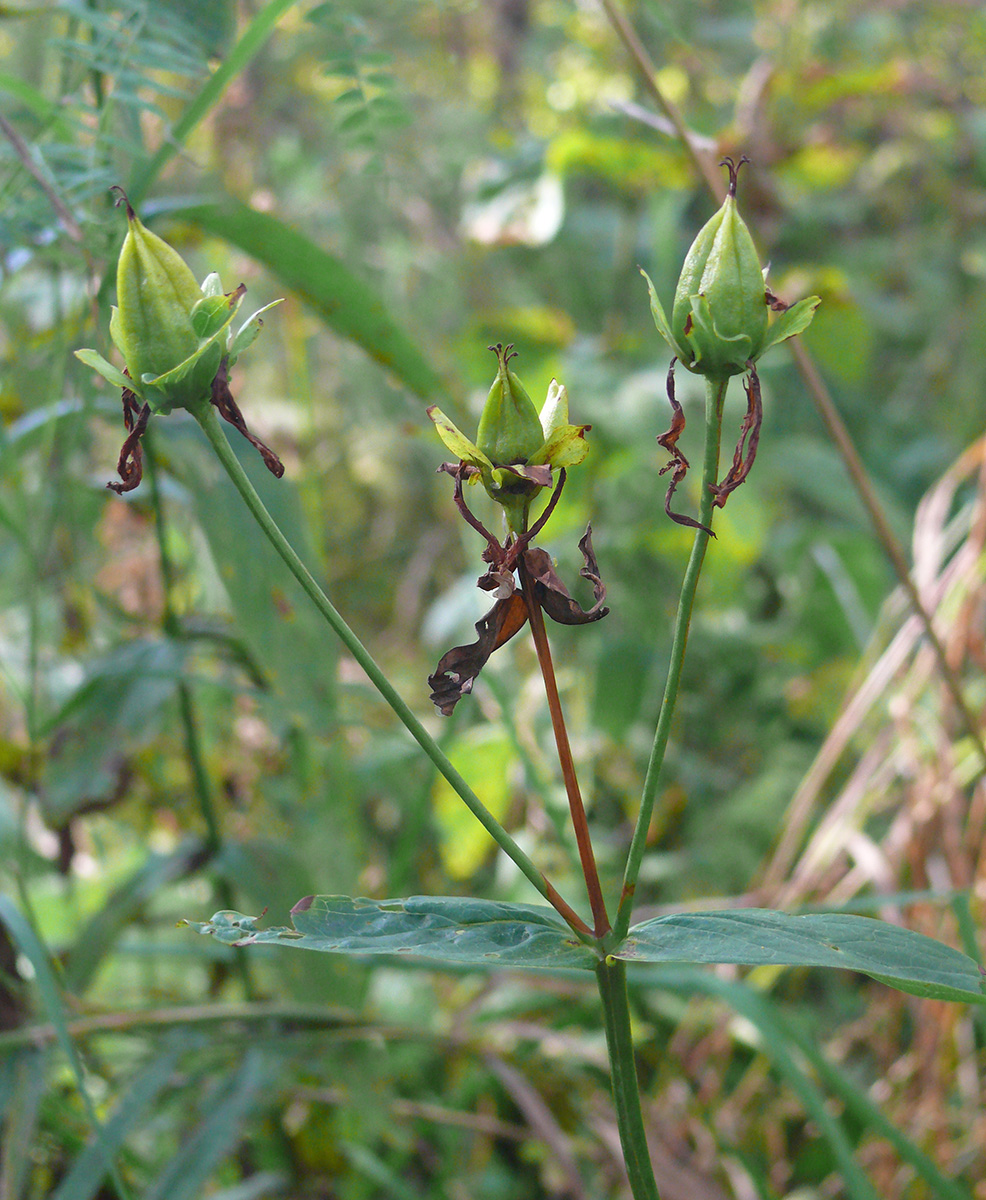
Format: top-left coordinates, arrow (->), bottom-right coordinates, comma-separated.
1,0 -> 984,1196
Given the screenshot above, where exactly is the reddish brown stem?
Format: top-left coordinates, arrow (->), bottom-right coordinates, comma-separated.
541,878 -> 594,938
518,553 -> 611,937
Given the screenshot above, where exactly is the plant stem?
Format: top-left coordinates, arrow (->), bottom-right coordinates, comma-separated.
596,957 -> 660,1200
598,0 -> 724,204
190,401 -> 593,940
517,554 -> 611,936
615,377 -> 726,941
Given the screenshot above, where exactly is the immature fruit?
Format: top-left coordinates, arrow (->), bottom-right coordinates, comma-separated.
77,190 -> 281,417
475,343 -> 546,467
642,157 -> 820,380
112,191 -> 204,391
427,347 -> 590,533
670,157 -> 767,377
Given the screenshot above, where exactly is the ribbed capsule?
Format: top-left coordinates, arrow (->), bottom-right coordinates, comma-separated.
112,190 -> 203,389
670,157 -> 767,377
642,157 -> 820,382
475,343 -> 546,467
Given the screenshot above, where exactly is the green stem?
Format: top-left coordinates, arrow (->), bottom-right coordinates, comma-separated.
615,377 -> 726,941
599,0 -> 986,778
190,401 -> 593,940
596,957 -> 660,1200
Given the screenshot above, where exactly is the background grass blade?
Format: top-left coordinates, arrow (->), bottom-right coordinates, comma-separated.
634,965 -> 973,1200
50,1047 -> 182,1200
0,898 -> 130,1200
144,1051 -> 270,1200
174,199 -> 446,402
128,0 -> 297,205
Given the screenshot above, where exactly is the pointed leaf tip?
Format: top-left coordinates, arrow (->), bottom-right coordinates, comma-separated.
75,349 -> 132,393
757,294 -> 821,358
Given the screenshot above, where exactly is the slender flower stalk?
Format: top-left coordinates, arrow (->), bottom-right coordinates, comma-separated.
188,398 -> 594,940
616,377 -> 727,941
598,0 -> 986,775
517,553 -> 611,936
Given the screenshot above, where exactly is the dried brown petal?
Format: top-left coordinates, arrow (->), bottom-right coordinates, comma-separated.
428,592 -> 529,715
211,359 -> 284,479
709,364 -> 762,509
107,387 -> 151,494
656,359 -> 714,536
523,526 -> 609,625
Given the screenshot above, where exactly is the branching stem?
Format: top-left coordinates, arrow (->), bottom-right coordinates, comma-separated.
190,401 -> 593,940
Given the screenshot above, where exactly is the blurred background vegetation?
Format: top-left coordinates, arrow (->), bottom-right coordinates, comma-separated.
1,0 -> 984,1197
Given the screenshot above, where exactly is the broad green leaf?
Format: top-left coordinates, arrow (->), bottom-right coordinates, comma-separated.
185,896 -> 597,971
619,910 -> 986,1005
173,199 -> 445,401
757,294 -> 822,358
215,835 -> 367,1007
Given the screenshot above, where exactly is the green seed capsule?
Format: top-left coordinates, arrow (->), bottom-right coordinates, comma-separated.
112,189 -> 203,395
670,157 -> 767,377
475,343 -> 546,467
642,159 -> 820,380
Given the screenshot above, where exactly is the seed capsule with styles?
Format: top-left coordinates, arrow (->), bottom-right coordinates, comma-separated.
475,343 -> 546,468
76,190 -> 280,416
427,345 -> 591,532
643,158 -> 820,379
